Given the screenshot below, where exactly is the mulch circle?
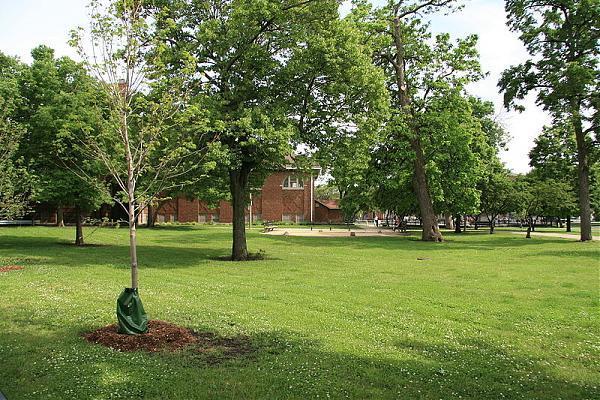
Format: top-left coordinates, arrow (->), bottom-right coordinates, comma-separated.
83,320 -> 253,361
0,265 -> 24,273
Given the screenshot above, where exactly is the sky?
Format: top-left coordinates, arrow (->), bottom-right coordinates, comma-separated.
0,0 -> 550,173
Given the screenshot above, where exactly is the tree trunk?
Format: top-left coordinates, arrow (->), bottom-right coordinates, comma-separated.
146,202 -> 155,228
454,215 -> 462,233
230,167 -> 251,260
75,205 -> 84,246
526,217 -> 532,239
57,206 -> 65,227
489,216 -> 495,234
129,200 -> 139,289
444,214 -> 454,230
566,215 -> 572,232
572,104 -> 592,241
412,138 -> 443,241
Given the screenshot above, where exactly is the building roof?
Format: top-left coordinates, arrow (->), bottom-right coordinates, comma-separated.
316,199 -> 340,210
284,154 -> 321,172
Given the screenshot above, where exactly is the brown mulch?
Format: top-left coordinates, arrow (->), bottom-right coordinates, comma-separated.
0,265 -> 24,272
83,320 -> 253,362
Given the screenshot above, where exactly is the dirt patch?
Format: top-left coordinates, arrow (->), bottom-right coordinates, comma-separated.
0,265 -> 24,273
83,320 -> 253,362
213,251 -> 266,262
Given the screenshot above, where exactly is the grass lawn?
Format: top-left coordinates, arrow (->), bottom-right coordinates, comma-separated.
0,226 -> 598,399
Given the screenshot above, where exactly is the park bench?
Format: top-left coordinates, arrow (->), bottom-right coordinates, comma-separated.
263,221 -> 276,233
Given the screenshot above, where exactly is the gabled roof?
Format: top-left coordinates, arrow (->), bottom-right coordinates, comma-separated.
316,199 -> 340,210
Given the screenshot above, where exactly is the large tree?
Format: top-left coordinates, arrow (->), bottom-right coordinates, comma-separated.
18,46 -> 111,245
499,0 -> 599,241
349,0 -> 483,241
154,0 -> 386,260
0,53 -> 33,220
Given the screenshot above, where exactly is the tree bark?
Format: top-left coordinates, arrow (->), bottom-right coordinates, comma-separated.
444,214 -> 454,230
489,215 -> 496,234
454,215 -> 462,233
526,217 -> 533,239
57,206 -> 65,227
230,167 -> 251,261
566,215 -> 572,232
75,205 -> 84,246
129,200 -> 139,289
412,139 -> 442,241
146,202 -> 155,228
572,104 -> 592,241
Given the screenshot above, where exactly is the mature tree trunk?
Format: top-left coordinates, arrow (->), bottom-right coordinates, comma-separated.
75,205 -> 84,246
444,214 -> 454,230
572,105 -> 592,241
230,167 -> 251,261
57,206 -> 65,227
489,216 -> 496,234
566,215 -> 572,232
146,202 -> 155,228
412,137 -> 443,241
454,215 -> 462,233
526,217 -> 533,239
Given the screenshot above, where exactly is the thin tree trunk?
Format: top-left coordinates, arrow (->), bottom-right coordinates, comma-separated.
57,206 -> 65,227
566,215 -> 572,232
75,205 -> 84,246
129,199 -> 138,289
230,167 -> 250,261
572,104 -> 592,241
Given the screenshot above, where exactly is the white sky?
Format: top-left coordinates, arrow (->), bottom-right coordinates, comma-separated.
0,0 -> 549,173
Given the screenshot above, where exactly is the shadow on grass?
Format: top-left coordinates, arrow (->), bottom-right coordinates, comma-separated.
0,325 -> 596,399
259,231 -> 572,253
0,234 -> 235,270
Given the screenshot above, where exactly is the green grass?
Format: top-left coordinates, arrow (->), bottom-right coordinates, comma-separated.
0,226 -> 598,399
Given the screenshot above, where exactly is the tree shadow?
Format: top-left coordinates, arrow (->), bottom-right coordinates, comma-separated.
0,325 -> 596,399
259,232 -> 573,253
0,234 -> 247,270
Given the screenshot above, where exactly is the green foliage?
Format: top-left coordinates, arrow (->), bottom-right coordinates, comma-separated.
0,52 -> 35,219
18,46 -> 111,214
340,1 -> 488,221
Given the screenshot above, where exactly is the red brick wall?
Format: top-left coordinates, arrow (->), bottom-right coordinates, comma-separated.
314,204 -> 343,223
176,198 -> 199,223
159,169 -> 317,223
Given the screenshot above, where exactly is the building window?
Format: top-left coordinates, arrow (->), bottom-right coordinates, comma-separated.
283,175 -> 304,189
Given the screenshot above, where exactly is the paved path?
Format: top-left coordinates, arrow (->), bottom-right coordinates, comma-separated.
508,231 -> 599,241
262,228 -> 407,238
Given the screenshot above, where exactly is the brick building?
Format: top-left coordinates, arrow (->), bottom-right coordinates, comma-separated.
144,164 -> 327,224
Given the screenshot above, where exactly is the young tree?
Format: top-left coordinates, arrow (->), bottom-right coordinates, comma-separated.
18,46 -> 111,245
154,0 -> 386,260
70,0 -> 211,333
499,0 -> 599,241
349,0 -> 483,241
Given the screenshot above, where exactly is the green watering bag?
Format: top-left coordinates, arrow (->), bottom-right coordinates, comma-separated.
116,288 -> 148,334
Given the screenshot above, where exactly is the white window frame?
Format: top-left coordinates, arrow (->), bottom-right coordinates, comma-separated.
282,175 -> 304,190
